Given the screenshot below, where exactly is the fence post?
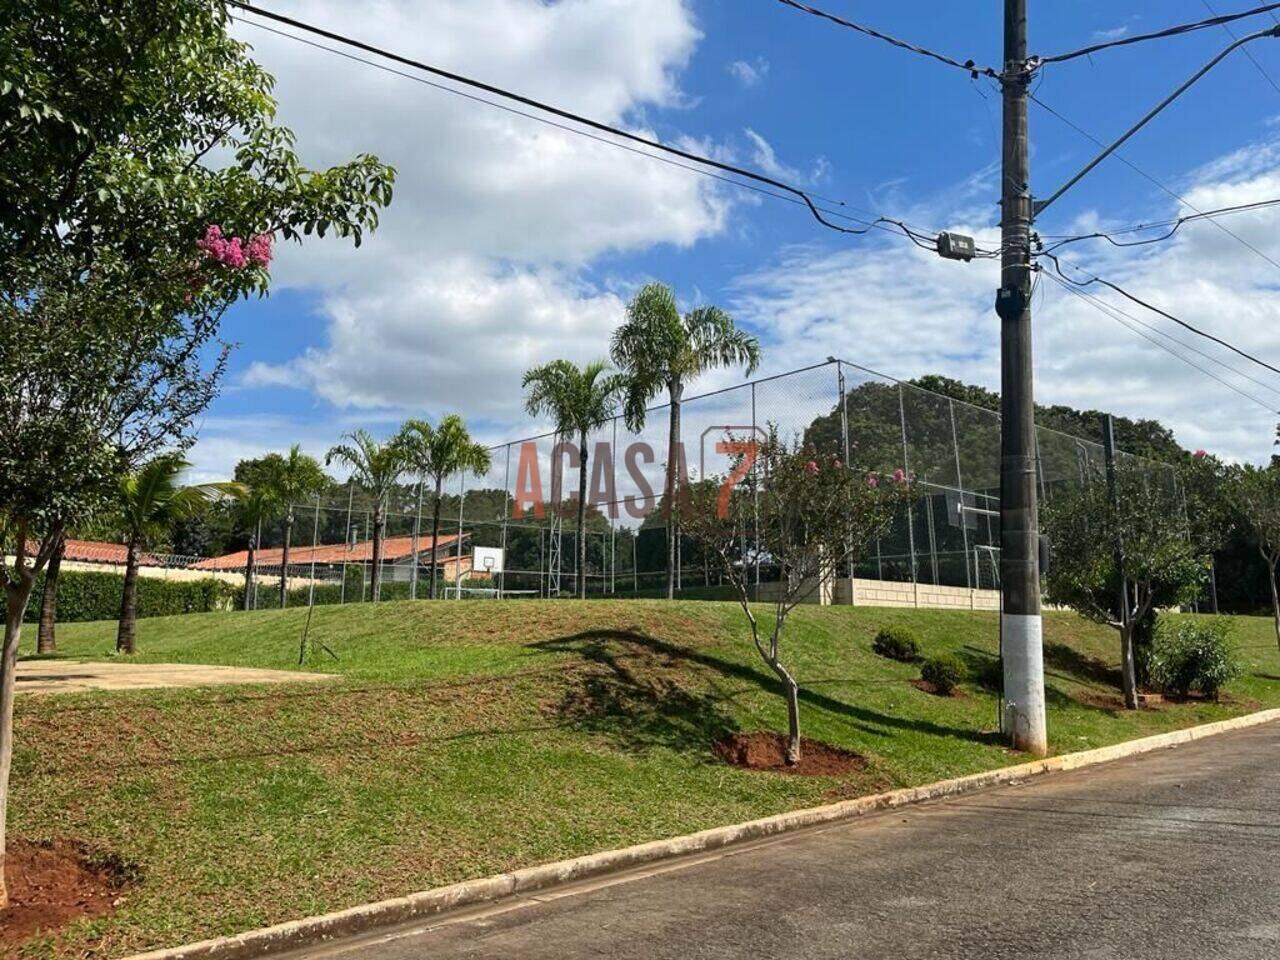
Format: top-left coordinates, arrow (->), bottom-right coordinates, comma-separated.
410,480 -> 424,601
898,384 -> 919,607
1103,414 -> 1137,708
454,469 -> 465,600
339,484 -> 354,604
949,399 -> 974,595
750,381 -> 761,598
500,443 -> 511,600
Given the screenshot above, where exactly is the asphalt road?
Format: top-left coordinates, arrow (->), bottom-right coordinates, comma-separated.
300,722 -> 1280,960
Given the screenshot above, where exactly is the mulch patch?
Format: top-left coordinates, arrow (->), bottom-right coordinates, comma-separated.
713,731 -> 868,777
0,840 -> 126,949
909,679 -> 963,698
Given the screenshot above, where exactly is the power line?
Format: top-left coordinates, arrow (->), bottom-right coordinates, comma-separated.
1045,273 -> 1279,414
1039,267 -> 1280,398
1202,0 -> 1280,95
231,5 -> 1001,259
1028,92 -> 1280,275
772,0 -> 997,77
1038,197 -> 1280,252
226,0 -> 932,244
1040,250 -> 1280,378
1039,3 -> 1280,65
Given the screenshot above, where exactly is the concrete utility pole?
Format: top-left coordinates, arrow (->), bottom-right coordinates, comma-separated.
996,0 -> 1047,756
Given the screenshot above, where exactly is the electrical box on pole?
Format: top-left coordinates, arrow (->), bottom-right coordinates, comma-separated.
936,232 -> 977,262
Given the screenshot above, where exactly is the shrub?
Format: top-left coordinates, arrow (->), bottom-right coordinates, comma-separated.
920,655 -> 966,695
1150,618 -> 1241,701
23,569 -> 234,623
872,626 -> 919,663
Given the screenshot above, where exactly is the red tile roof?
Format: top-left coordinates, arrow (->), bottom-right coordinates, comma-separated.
189,533 -> 468,572
26,539 -> 165,568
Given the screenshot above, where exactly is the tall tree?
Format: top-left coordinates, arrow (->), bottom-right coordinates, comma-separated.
325,432 -> 408,603
611,283 -> 760,599
399,416 -> 492,599
523,361 -> 624,599
1228,460 -> 1280,651
115,456 -> 235,653
0,0 -> 393,907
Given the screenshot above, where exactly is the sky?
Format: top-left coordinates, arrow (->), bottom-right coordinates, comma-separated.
193,0 -> 1280,481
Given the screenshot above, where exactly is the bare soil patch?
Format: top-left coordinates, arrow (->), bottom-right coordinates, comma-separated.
910,678 -> 964,698
714,732 -> 869,776
0,841 -> 127,949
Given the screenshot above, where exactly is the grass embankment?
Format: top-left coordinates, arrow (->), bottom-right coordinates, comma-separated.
14,601 -> 1280,957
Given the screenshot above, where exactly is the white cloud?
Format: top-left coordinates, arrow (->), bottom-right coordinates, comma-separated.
1092,26 -> 1130,42
248,261 -> 627,419
222,0 -> 733,433
727,57 -> 769,87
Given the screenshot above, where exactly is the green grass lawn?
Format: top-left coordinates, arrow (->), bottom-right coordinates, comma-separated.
13,601 -> 1280,958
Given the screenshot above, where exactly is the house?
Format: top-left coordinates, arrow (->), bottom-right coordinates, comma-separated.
190,532 -> 474,583
14,539 -> 231,583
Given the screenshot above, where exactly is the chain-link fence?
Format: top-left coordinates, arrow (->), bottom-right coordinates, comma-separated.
213,359 -> 1179,609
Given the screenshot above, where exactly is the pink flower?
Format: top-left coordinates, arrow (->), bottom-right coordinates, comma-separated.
805,460 -> 819,476
866,474 -> 879,489
1193,449 -> 1207,459
893,468 -> 906,484
247,232 -> 274,267
222,236 -> 246,268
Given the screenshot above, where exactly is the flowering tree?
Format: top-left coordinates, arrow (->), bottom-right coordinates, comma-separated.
684,431 -> 911,764
0,0 -> 395,908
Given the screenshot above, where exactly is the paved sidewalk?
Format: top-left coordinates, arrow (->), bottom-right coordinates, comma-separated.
299,721 -> 1280,960
16,658 -> 333,694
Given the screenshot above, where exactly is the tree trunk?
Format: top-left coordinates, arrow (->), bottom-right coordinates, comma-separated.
578,430 -> 589,599
665,380 -> 683,600
1119,620 -> 1139,710
371,503 -> 384,603
1,575 -> 36,909
116,537 -> 141,654
279,512 -> 293,608
429,475 -> 444,600
243,537 -> 257,611
37,537 -> 64,654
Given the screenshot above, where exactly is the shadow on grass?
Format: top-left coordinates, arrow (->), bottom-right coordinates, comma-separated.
531,629 -> 1003,753
958,645 -> 1112,714
1044,642 -> 1121,688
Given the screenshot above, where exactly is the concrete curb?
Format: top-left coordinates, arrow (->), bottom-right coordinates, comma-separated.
124,707 -> 1280,960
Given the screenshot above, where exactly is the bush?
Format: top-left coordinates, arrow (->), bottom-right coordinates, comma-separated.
1150,618 -> 1241,701
920,655 -> 966,695
23,569 -> 234,623
872,626 -> 919,663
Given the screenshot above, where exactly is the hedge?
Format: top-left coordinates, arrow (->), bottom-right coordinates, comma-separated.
23,568 -> 235,624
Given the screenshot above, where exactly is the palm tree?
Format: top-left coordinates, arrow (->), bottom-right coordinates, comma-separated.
35,533 -> 65,654
399,416 -> 492,599
116,455 -> 236,653
523,360 -> 624,599
264,446 -> 328,607
611,283 -> 761,599
325,431 -> 408,603
232,483 -> 281,611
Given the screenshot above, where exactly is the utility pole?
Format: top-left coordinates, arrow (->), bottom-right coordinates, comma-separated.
996,0 -> 1047,756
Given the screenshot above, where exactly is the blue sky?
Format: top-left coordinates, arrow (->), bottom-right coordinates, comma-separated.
197,1 -> 1280,479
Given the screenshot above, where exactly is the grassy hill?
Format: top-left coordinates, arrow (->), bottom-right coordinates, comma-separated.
14,601 -> 1280,957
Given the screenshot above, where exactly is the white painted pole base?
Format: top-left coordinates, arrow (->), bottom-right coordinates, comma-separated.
1002,612 -> 1048,756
